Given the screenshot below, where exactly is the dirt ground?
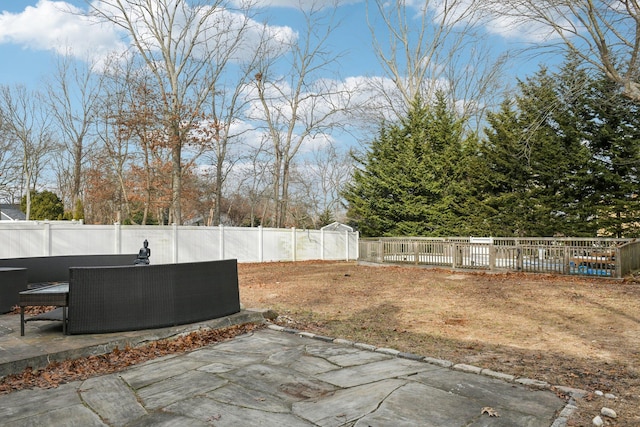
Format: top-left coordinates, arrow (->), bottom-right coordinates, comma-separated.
238,260 -> 640,426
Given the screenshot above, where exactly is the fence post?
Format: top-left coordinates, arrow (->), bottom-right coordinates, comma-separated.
451,242 -> 457,268
291,227 -> 296,261
219,224 -> 225,260
258,226 -> 263,262
345,230 -> 349,261
43,222 -> 51,256
489,244 -> 496,270
114,222 -> 121,254
172,223 -> 179,263
321,228 -> 325,260
615,246 -> 622,278
377,239 -> 383,263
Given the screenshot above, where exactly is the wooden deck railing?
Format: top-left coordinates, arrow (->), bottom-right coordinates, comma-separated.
358,237 -> 639,278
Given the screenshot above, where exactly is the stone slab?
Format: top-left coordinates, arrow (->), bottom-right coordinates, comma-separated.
80,374 -> 147,426
0,382 -> 81,419
316,357 -> 438,388
411,369 -> 562,419
219,363 -> 337,402
119,355 -> 208,389
3,404 -> 107,427
356,381 -> 479,427
136,370 -> 227,410
293,379 -> 406,427
166,396 -> 316,427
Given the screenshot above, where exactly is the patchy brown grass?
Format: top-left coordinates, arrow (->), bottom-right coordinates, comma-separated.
238,260 -> 640,426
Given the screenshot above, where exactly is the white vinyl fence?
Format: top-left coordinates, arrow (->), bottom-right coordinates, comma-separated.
0,221 -> 359,264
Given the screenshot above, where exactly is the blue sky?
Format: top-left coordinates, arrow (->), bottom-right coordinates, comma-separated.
0,0 -> 566,185
0,0 -> 554,94
0,1 -> 387,87
0,0 -> 570,211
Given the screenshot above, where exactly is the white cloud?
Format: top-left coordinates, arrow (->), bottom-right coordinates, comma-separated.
400,0 -> 573,44
0,0 -> 125,62
0,0 -> 297,70
242,0 -> 361,10
481,14 -> 559,42
476,2 -> 582,44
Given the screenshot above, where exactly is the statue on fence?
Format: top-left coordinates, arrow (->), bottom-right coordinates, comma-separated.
134,239 -> 151,265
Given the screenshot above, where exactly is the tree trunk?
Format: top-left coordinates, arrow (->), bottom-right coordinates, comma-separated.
171,139 -> 182,225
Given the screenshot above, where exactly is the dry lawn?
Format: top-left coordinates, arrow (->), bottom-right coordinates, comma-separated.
238,260 -> 640,426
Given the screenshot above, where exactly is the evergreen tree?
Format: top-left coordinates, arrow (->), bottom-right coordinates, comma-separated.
343,94 -> 476,237
583,75 -> 640,237
317,208 -> 334,228
479,62 -> 595,236
21,190 -> 65,220
548,58 -> 596,234
479,100 -> 535,236
73,198 -> 85,221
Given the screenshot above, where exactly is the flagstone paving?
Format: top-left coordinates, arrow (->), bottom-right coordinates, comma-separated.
0,312 -> 572,426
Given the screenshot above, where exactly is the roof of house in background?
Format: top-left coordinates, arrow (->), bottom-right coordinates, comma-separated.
0,204 -> 26,221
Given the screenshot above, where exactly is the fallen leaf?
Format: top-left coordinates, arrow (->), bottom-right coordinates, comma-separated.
481,407 -> 500,417
0,324 -> 261,395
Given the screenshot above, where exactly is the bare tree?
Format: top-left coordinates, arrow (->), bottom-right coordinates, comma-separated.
197,56 -> 261,226
0,115 -> 23,203
250,3 -> 352,228
366,0 -> 509,127
118,74 -> 165,225
232,135 -> 273,226
0,85 -> 59,219
300,142 -> 352,227
87,0 -> 257,224
484,0 -> 640,102
91,55 -> 140,224
46,54 -> 102,217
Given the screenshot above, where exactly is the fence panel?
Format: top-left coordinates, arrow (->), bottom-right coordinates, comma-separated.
260,228 -> 292,262
48,224 -> 113,255
176,226 -> 221,263
359,240 -> 383,263
451,243 -> 490,268
222,226 -> 261,262
565,245 -> 618,277
520,245 -> 565,274
415,240 -> 451,266
384,239 -> 413,263
326,230 -> 358,261
494,246 -> 519,270
618,240 -> 640,276
2,223 -> 46,257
